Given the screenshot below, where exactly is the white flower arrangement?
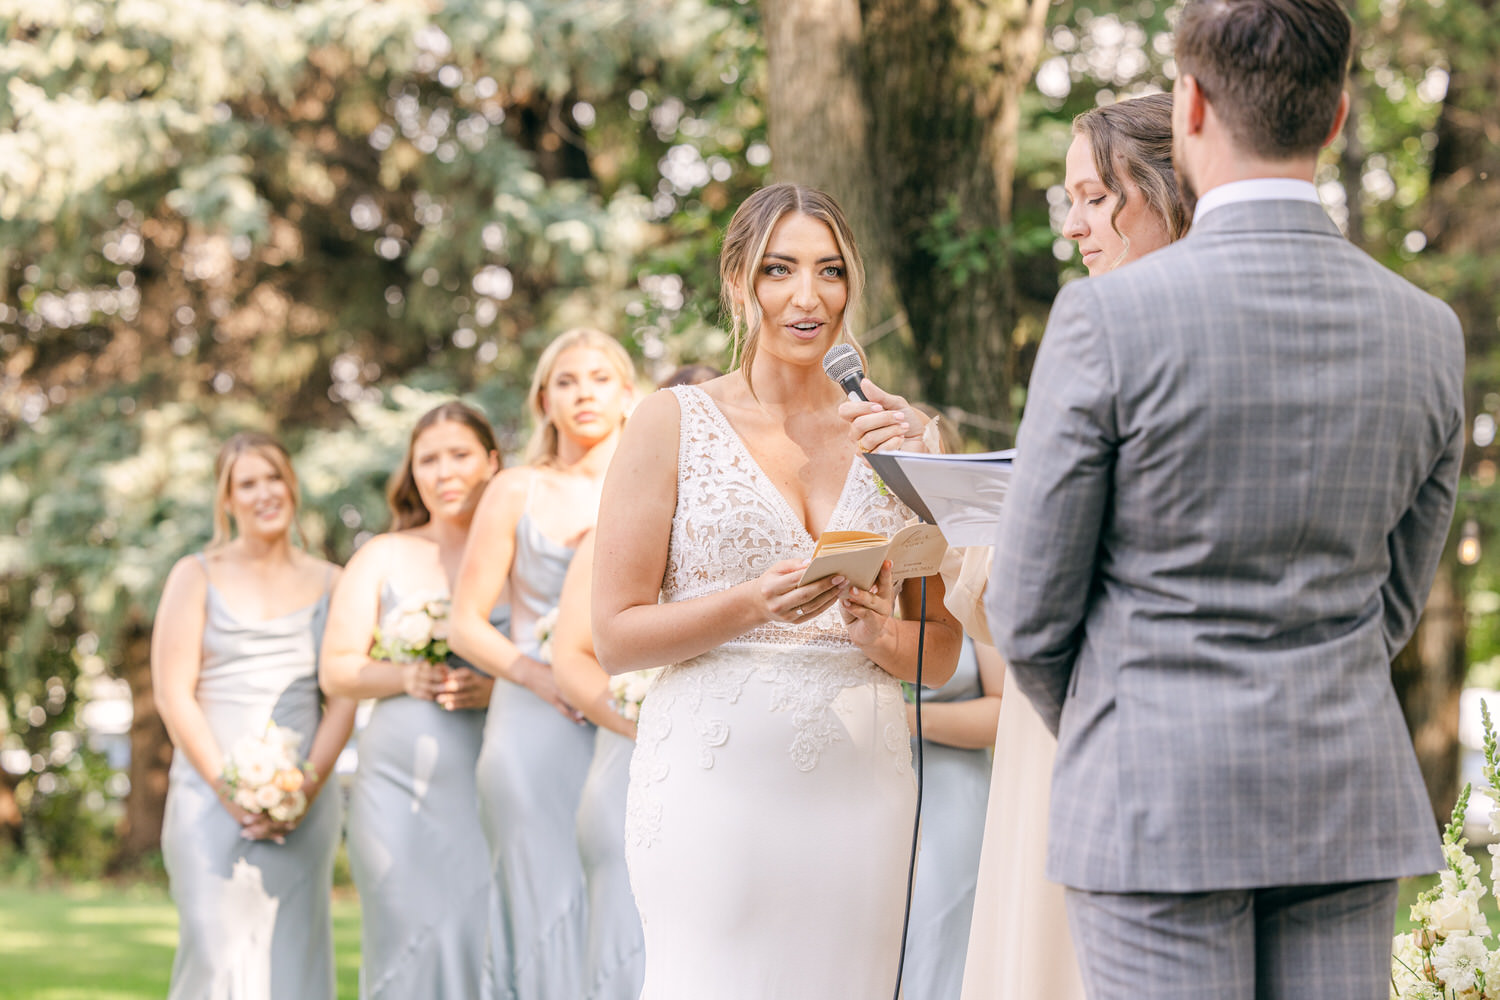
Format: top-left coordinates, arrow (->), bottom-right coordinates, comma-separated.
371,594 -> 451,665
1392,701 -> 1500,999
220,721 -> 315,825
608,666 -> 664,723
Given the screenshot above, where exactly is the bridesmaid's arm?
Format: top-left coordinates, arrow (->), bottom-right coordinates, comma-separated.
840,562 -> 964,687
320,536 -> 429,701
906,641 -> 1005,749
450,469 -> 574,718
151,556 -> 248,823
592,391 -> 845,674
553,534 -> 635,739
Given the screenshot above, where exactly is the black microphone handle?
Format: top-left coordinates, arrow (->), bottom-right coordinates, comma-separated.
837,374 -> 869,402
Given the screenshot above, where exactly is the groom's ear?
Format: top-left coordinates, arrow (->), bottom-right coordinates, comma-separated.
1321,91 -> 1351,149
1175,75 -> 1207,137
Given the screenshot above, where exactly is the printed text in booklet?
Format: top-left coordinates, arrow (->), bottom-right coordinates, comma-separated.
797,523 -> 948,591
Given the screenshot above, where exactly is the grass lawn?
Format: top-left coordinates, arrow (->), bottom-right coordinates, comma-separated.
1,857 -> 1493,997
0,882 -> 361,1000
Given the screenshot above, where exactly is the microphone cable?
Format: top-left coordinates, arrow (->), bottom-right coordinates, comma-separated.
891,574 -> 927,1000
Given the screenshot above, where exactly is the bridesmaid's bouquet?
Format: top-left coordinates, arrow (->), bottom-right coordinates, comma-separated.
371,595 -> 451,664
1391,702 -> 1500,998
220,722 -> 315,825
609,667 -> 664,722
534,607 -> 559,664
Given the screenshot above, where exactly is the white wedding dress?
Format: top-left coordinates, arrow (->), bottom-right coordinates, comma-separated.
625,385 -> 919,999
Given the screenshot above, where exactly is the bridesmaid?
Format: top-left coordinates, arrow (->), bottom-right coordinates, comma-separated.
320,401 -> 503,999
153,431 -> 355,1000
552,363 -> 719,1000
450,327 -> 639,1000
903,635 -> 1003,1000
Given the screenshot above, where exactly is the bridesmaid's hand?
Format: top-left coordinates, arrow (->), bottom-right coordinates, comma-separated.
839,561 -> 896,649
437,667 -> 494,711
514,655 -> 586,724
754,559 -> 844,624
402,660 -> 444,701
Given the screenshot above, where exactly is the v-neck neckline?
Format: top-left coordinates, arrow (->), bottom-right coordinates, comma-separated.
685,385 -> 860,544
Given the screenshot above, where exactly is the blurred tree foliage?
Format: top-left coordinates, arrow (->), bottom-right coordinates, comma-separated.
0,0 -> 769,871
0,0 -> 1495,872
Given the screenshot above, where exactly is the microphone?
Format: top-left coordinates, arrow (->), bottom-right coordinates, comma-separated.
822,344 -> 869,402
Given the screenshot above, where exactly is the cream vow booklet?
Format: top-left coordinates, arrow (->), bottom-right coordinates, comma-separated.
798,523 -> 948,590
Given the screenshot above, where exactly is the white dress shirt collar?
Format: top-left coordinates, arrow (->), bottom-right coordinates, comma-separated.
1192,178 -> 1322,223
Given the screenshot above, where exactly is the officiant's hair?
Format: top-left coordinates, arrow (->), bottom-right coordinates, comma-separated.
1073,94 -> 1189,245
209,432 -> 306,549
1176,0 -> 1351,159
720,183 -> 866,399
387,401 -> 500,531
525,328 -> 638,466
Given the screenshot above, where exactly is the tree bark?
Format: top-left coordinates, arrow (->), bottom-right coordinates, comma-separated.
111,625 -> 171,870
761,0 -> 905,354
1391,0 -> 1500,822
760,0 -> 1050,444
1392,560 -> 1467,827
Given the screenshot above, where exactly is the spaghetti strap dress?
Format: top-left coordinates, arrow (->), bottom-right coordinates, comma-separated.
904,636 -> 991,1000
161,557 -> 339,1000
345,579 -> 510,998
476,484 -> 596,999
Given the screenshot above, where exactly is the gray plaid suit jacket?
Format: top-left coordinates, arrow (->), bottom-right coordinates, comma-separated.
986,199 -> 1461,893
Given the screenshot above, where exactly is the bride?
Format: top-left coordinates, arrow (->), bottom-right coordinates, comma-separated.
592,182 -> 963,999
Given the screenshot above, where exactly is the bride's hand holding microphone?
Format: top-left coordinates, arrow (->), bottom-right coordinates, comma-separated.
824,345 -> 931,454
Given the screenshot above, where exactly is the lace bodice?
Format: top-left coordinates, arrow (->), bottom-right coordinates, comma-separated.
663,385 -> 911,648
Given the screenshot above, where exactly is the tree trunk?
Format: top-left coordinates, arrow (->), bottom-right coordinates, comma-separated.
0,770 -> 21,850
761,0 -> 905,357
1392,560 -> 1467,827
1390,0 -> 1500,822
760,0 -> 1050,444
111,625 -> 172,870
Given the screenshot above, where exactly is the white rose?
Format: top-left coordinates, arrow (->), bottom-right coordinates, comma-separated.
1430,896 -> 1476,937
254,783 -> 284,810
394,609 -> 434,647
234,746 -> 277,787
430,615 -> 450,642
234,787 -> 260,812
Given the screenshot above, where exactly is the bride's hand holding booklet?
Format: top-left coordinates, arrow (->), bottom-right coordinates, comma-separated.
797,522 -> 949,591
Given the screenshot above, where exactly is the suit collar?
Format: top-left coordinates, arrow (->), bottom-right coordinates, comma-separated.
1186,199 -> 1344,239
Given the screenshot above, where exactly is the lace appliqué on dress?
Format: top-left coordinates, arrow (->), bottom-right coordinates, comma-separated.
624,386 -> 918,848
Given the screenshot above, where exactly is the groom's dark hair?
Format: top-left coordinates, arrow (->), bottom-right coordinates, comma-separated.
1176,0 -> 1352,159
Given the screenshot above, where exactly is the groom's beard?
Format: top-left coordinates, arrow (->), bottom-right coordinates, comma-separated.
1172,146 -> 1199,218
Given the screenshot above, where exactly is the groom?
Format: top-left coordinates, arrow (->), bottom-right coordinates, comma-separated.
986,0 -> 1464,997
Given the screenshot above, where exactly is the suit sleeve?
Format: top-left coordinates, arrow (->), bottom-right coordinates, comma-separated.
986,281 -> 1117,734
1382,354 -> 1465,660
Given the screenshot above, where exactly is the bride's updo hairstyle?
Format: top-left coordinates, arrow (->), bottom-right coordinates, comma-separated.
1072,93 -> 1191,253
719,183 -> 867,398
524,327 -> 637,466
386,401 -> 501,531
209,431 -> 305,548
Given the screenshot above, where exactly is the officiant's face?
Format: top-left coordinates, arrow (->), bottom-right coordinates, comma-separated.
1063,135 -> 1171,276
753,212 -> 849,363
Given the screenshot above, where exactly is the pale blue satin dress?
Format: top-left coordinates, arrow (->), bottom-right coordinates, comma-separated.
906,637 -> 992,1000
161,561 -> 339,1000
576,726 -> 644,1000
345,581 -> 510,999
476,505 -> 596,1000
